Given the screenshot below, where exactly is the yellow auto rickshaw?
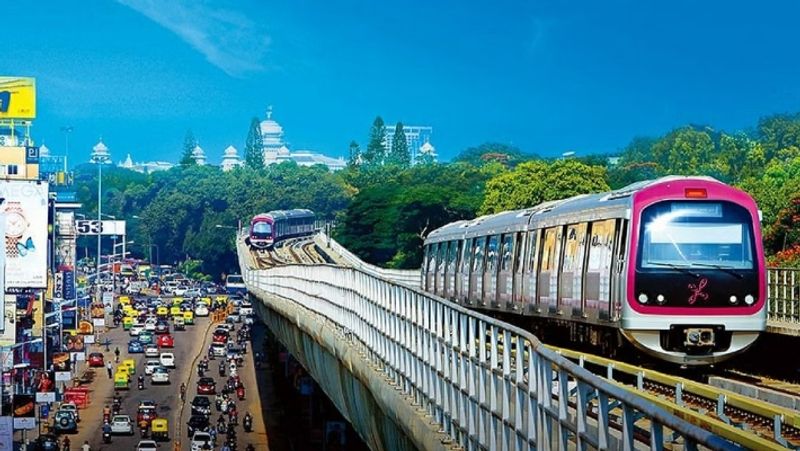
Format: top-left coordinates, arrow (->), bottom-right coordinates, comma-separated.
156,306 -> 168,317
151,418 -> 169,441
183,311 -> 194,325
118,296 -> 131,305
172,298 -> 182,307
122,316 -> 134,330
121,358 -> 136,376
114,371 -> 129,389
170,306 -> 181,317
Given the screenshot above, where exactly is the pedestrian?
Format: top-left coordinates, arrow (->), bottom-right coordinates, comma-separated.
106,361 -> 113,378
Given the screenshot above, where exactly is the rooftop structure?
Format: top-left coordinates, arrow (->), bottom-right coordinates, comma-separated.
384,125 -> 434,163
221,145 -> 243,171
258,106 -> 346,171
118,153 -> 174,174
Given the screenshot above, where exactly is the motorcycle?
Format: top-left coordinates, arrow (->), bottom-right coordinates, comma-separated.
215,397 -> 223,411
243,414 -> 252,432
237,386 -> 245,401
197,367 -> 204,377
219,365 -> 226,377
138,379 -> 145,390
103,429 -> 112,443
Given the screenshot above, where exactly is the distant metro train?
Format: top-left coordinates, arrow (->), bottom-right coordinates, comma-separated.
249,209 -> 316,249
422,176 -> 766,365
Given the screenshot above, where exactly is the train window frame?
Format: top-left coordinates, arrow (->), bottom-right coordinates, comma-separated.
437,242 -> 447,274
526,231 -> 539,273
461,238 -> 473,274
540,227 -> 559,272
427,243 -> 438,273
501,234 -> 514,272
562,223 -> 588,273
447,240 -> 459,273
587,219 -> 616,272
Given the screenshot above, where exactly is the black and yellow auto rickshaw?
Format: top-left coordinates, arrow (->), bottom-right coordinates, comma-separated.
151,418 -> 168,441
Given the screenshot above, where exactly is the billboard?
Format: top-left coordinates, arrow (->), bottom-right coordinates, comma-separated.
0,181 -> 49,288
0,77 -> 36,120
75,220 -> 126,236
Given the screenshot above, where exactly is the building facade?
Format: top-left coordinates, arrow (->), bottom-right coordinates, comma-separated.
258,107 -> 346,171
383,125 -> 435,163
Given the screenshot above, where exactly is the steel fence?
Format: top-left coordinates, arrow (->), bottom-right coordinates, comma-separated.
316,232 -> 421,288
768,268 -> 800,323
242,262 -> 739,451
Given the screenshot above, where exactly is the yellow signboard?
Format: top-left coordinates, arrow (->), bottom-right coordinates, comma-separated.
0,77 -> 36,119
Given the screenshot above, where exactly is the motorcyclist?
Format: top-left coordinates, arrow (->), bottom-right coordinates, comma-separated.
103,404 -> 111,420
81,440 -> 91,451
102,422 -> 112,443
139,419 -> 149,437
114,347 -> 120,363
62,436 -> 70,451
138,374 -> 145,389
180,382 -> 187,401
243,412 -> 252,432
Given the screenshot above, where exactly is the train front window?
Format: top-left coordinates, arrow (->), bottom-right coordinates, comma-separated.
253,222 -> 272,236
638,201 -> 755,270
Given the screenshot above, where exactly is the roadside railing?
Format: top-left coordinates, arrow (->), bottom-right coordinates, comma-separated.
768,268 -> 800,323
316,232 -> 421,288
242,259 -> 740,451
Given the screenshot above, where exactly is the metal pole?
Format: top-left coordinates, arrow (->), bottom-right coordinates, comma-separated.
95,160 -> 102,322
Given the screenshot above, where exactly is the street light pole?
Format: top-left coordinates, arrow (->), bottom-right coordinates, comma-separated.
90,139 -> 111,315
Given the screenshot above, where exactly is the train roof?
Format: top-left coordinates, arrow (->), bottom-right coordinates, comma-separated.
251,209 -> 315,222
425,176 -> 722,243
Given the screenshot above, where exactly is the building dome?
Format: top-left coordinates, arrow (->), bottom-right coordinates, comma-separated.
191,144 -> 207,165
91,138 -> 111,163
260,106 -> 285,151
419,141 -> 435,154
224,145 -> 238,156
39,143 -> 50,157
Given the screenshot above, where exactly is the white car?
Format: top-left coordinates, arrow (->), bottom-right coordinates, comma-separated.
150,366 -> 170,384
173,286 -> 188,296
239,302 -> 253,316
110,415 -> 133,435
144,319 -> 157,331
58,402 -> 80,422
144,360 -> 160,375
159,352 -> 175,368
129,324 -> 144,336
190,431 -> 213,451
144,345 -> 159,358
194,304 -> 209,317
210,343 -> 226,357
137,440 -> 158,451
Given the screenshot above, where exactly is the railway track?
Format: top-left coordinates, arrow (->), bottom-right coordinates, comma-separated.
551,346 -> 800,449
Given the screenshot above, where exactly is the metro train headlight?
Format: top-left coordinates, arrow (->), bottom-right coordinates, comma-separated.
656,294 -> 666,305
744,294 -> 755,305
729,295 -> 738,305
638,293 -> 648,304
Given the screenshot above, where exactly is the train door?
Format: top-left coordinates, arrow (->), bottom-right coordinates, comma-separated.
470,237 -> 486,303
436,243 -> 447,296
457,238 -> 472,303
538,227 -> 562,314
521,231 -> 539,311
497,234 -> 514,307
584,219 -> 616,321
483,235 -> 499,306
609,219 -> 629,322
560,223 -> 588,316
511,232 -> 526,309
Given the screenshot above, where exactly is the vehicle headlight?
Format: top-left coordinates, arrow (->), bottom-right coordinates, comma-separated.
638,293 -> 648,304
656,294 -> 666,304
729,295 -> 738,304
744,294 -> 755,305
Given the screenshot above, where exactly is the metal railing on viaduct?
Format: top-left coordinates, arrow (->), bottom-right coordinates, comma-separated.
768,268 -> 800,324
242,260 -> 740,450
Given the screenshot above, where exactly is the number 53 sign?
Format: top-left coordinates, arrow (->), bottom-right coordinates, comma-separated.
75,220 -> 126,236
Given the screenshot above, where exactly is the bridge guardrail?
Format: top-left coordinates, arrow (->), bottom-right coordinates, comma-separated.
242,260 -> 739,451
768,268 -> 800,323
316,232 -> 421,288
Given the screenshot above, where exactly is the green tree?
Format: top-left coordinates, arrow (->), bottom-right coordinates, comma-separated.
387,122 -> 410,167
180,130 -> 197,166
362,116 -> 386,167
454,142 -> 535,167
347,140 -> 361,168
244,117 -> 265,170
480,159 -> 609,214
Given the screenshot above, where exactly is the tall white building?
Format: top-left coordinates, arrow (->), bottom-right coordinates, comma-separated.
191,144 -> 207,166
384,125 -> 434,163
258,106 -> 346,171
118,153 -> 174,173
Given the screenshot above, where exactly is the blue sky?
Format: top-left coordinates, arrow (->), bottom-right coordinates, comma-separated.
2,1 -> 800,165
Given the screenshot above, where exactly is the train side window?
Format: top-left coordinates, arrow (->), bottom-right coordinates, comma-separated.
427,243 -> 438,273
527,231 -> 539,273
448,241 -> 459,273
562,223 -> 588,273
514,232 -> 526,274
462,238 -> 473,273
540,228 -> 558,272
588,219 -> 615,272
437,242 -> 447,274
501,234 -> 514,271
486,235 -> 499,272
473,237 -> 486,272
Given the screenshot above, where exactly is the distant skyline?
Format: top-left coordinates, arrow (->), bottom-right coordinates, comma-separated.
2,1 -> 800,166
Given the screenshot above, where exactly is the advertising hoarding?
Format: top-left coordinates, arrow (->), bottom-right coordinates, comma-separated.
0,77 -> 36,119
0,180 -> 49,288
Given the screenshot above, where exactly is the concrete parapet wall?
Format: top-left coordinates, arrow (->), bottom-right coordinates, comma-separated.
249,286 -> 451,451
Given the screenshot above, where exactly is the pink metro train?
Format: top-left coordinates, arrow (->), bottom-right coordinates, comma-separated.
248,209 -> 316,249
422,176 -> 766,365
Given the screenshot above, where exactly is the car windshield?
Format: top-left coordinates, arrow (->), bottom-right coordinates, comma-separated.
638,201 -> 755,270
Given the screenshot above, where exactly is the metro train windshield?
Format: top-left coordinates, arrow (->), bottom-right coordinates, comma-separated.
638,201 -> 755,270
253,222 -> 272,235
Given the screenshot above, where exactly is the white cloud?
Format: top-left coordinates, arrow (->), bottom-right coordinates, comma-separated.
116,0 -> 270,77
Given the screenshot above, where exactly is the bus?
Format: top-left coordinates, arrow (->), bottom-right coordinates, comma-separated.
225,274 -> 247,295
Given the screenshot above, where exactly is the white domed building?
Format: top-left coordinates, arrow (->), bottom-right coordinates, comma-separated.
257,106 -> 346,171
221,145 -> 243,171
191,143 -> 207,166
416,138 -> 438,163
